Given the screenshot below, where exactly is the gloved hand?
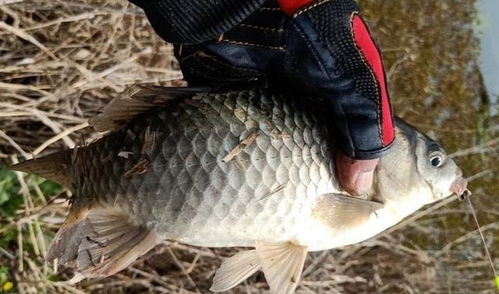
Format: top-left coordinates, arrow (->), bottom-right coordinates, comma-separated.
277,0 -> 394,195
131,0 -> 395,195
279,0 -> 395,159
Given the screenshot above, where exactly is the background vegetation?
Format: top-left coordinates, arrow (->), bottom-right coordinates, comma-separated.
0,0 -> 497,293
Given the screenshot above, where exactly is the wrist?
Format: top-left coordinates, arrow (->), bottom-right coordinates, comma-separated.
342,140 -> 395,160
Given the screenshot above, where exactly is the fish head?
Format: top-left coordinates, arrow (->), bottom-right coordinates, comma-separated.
412,133 -> 467,201
377,119 -> 467,209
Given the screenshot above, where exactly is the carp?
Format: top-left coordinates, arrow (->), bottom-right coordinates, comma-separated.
12,86 -> 468,293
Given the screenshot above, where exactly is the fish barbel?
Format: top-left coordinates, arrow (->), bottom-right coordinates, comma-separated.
12,86 -> 468,293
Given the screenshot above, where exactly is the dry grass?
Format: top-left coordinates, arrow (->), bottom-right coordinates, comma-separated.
0,0 -> 181,158
0,0 -> 497,293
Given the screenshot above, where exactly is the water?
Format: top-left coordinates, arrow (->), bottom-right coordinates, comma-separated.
476,0 -> 499,116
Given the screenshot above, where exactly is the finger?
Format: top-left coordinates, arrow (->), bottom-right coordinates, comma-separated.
335,151 -> 379,196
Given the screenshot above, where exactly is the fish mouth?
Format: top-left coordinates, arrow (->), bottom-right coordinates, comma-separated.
450,176 -> 470,200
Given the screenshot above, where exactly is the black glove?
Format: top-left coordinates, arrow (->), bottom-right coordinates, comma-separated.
282,0 -> 395,158
129,0 -> 266,44
131,0 -> 395,159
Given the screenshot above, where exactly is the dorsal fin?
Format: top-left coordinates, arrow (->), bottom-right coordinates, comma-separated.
88,86 -> 210,132
11,150 -> 71,187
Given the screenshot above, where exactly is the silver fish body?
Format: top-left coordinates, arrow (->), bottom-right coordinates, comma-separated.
13,87 -> 466,292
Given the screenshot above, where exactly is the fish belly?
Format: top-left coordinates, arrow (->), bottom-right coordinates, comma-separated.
74,89 -> 338,247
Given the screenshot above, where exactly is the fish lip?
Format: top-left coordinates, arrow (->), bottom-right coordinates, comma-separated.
450,176 -> 469,198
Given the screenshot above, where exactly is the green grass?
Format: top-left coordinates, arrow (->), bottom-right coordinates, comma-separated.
0,165 -> 62,294
0,167 -> 22,219
0,166 -> 62,218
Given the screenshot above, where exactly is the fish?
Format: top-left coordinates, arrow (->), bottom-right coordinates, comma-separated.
12,86 -> 468,294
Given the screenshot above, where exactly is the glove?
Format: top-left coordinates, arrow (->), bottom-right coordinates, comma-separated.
279,0 -> 395,159
129,0 -> 267,44
174,0 -> 395,160
133,0 -> 395,194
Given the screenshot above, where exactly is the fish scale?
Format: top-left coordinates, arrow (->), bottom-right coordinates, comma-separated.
70,89 -> 336,247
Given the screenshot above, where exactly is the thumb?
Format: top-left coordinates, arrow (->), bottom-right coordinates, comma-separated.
335,151 -> 379,196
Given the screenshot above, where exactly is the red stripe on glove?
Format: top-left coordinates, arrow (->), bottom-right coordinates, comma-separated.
276,0 -> 314,16
352,13 -> 395,146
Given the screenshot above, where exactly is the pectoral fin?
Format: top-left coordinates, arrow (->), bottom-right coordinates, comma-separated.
320,193 -> 384,210
256,242 -> 308,294
210,250 -> 261,292
313,193 -> 384,230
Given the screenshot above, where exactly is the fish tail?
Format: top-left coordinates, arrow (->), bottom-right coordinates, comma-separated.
11,150 -> 71,187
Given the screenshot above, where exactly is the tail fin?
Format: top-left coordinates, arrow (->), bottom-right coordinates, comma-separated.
46,205 -> 159,283
11,150 -> 71,187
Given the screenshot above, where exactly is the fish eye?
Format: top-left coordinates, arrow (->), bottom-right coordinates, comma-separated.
429,152 -> 445,167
